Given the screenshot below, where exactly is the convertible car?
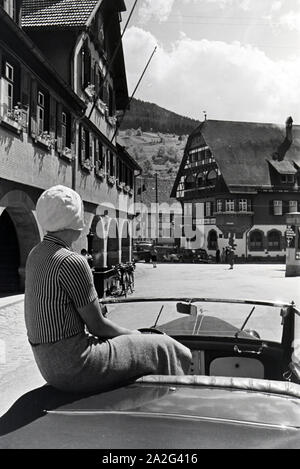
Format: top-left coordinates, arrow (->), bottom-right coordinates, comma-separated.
0,297 -> 299,449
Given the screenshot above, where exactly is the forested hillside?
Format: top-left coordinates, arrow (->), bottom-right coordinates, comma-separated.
120,98 -> 200,135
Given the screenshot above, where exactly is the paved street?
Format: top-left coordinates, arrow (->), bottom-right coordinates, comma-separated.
0,262 -> 299,415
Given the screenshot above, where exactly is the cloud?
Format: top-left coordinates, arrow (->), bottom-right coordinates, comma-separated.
278,10 -> 300,31
123,27 -> 300,124
139,0 -> 175,23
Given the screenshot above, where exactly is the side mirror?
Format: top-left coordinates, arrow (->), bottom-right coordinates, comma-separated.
176,302 -> 197,316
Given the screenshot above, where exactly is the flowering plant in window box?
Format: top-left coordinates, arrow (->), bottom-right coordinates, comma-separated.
117,181 -> 125,191
128,188 -> 134,197
35,131 -> 56,149
123,185 -> 131,194
97,99 -> 107,116
94,161 -> 105,179
1,103 -> 26,134
84,83 -> 96,100
82,158 -> 95,171
107,175 -> 116,186
107,115 -> 117,126
59,147 -> 73,161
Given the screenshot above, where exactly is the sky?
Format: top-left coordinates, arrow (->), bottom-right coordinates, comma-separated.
121,0 -> 300,124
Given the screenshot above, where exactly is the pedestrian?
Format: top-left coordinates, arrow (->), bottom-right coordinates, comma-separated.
227,246 -> 235,269
25,185 -> 191,394
151,247 -> 158,268
81,248 -> 94,269
215,248 -> 220,264
220,247 -> 226,263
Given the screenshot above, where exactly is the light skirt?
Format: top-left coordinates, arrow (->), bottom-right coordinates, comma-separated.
31,332 -> 192,393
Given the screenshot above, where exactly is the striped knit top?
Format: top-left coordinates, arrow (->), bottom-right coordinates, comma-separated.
25,234 -> 98,344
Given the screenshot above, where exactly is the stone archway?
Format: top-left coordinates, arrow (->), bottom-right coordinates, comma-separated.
106,218 -> 120,268
91,215 -> 105,268
0,190 -> 41,292
207,229 -> 218,251
121,221 -> 131,263
0,210 -> 20,292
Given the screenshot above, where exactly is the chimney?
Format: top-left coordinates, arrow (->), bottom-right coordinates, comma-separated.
272,116 -> 293,161
286,116 -> 293,144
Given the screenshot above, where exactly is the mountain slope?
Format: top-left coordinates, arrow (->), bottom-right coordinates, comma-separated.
120,98 -> 200,135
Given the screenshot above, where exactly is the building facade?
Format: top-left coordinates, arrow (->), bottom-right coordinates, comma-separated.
135,176 -> 182,246
171,117 -> 300,261
0,0 -> 140,292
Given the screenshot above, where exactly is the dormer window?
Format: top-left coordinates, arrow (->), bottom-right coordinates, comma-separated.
281,174 -> 294,184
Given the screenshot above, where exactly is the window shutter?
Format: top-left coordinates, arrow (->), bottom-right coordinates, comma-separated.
78,48 -> 84,90
30,79 -> 38,138
283,200 -> 289,214
103,82 -> 109,106
94,138 -> 99,166
49,96 -> 56,144
20,68 -> 30,109
79,125 -> 85,163
89,132 -> 93,161
56,103 -> 63,153
70,115 -> 76,147
13,65 -> 21,105
269,200 -> 274,215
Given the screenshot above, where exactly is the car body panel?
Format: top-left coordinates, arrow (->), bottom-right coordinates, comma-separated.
0,381 -> 299,449
0,297 -> 299,449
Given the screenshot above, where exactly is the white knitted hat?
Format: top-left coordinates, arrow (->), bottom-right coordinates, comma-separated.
36,185 -> 85,232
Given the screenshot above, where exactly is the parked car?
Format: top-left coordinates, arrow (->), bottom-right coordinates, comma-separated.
132,242 -> 153,263
0,296 -> 299,448
178,248 -> 209,263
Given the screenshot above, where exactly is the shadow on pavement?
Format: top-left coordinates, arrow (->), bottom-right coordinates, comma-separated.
0,385 -> 88,437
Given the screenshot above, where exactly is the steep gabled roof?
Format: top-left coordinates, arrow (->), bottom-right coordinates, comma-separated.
136,177 -> 177,207
171,119 -> 300,197
21,0 -> 102,28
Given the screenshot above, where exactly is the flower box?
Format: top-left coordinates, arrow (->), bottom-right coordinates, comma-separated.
117,181 -> 125,191
34,132 -> 56,150
107,175 -> 116,186
94,162 -> 106,179
0,114 -> 23,134
59,147 -> 73,162
82,159 -> 95,172
123,185 -> 131,194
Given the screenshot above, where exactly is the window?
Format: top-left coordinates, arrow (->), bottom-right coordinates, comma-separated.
108,151 -> 115,176
108,85 -> 114,116
216,199 -> 223,212
5,62 -> 14,110
196,173 -> 203,187
61,112 -> 67,149
37,91 -> 45,133
273,200 -> 282,216
289,200 -> 298,213
80,126 -> 91,163
249,231 -> 263,250
205,202 -> 212,217
185,174 -> 195,190
94,139 -> 104,170
281,174 -> 295,184
267,231 -> 280,251
81,45 -> 91,90
225,199 -> 235,212
239,199 -> 248,212
207,170 -> 217,186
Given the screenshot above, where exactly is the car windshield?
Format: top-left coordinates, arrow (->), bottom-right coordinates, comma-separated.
104,299 -> 285,343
